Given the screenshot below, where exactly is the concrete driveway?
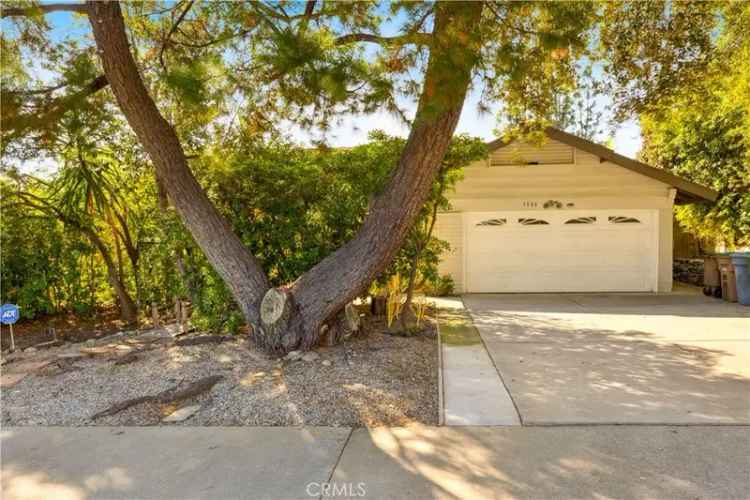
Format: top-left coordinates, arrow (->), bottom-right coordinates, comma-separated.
462,290 -> 750,425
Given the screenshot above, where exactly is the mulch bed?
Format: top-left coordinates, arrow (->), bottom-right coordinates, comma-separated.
1,313 -> 438,427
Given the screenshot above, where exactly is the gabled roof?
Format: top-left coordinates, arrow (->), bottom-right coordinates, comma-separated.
486,127 -> 717,203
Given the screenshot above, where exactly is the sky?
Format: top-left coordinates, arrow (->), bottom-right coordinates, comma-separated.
9,3 -> 644,168
284,88 -> 643,158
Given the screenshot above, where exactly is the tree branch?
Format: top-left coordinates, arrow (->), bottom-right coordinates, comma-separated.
158,0 -> 195,69
86,0 -> 270,329
334,32 -> 432,47
1,75 -> 109,141
1,2 -> 87,18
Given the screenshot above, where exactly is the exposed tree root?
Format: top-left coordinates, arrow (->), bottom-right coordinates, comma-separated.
91,375 -> 223,419
175,335 -> 232,347
113,351 -> 141,365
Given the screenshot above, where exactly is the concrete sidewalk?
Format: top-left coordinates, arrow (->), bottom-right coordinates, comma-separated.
437,297 -> 520,426
3,426 -> 749,499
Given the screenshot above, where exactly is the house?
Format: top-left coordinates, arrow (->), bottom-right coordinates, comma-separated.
433,128 -> 717,294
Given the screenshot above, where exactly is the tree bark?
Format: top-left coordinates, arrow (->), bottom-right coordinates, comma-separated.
87,1 -> 270,331
288,2 -> 483,348
87,1 -> 482,353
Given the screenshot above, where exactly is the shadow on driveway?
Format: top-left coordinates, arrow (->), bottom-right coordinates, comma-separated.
464,294 -> 750,424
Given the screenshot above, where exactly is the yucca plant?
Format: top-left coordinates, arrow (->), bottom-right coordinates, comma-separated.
385,273 -> 404,328
411,296 -> 428,327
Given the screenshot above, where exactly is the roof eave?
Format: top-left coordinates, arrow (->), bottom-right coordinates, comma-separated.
485,128 -> 718,203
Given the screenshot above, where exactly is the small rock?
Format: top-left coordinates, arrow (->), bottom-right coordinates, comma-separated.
302,352 -> 319,362
1,373 -> 27,388
24,347 -> 37,354
285,350 -> 303,361
321,360 -> 331,367
80,346 -> 115,357
162,404 -> 201,423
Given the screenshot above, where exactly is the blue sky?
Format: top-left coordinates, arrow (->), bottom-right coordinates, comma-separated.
286,89 -> 643,158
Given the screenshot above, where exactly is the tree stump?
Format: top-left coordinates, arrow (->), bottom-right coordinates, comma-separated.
321,303 -> 361,346
371,295 -> 387,316
180,301 -> 190,333
258,288 -> 300,352
151,302 -> 160,327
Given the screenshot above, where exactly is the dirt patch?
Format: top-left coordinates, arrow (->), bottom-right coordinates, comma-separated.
0,308 -> 131,351
1,316 -> 438,427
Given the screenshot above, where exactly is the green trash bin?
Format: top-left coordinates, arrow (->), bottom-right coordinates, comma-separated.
731,253 -> 750,306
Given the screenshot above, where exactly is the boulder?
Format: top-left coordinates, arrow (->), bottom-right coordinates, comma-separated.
162,404 -> 201,423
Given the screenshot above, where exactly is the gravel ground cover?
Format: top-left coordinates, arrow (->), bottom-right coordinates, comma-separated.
1,316 -> 438,427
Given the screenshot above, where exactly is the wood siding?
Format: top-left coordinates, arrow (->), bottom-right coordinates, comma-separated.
490,138 -> 574,165
456,148 -> 669,203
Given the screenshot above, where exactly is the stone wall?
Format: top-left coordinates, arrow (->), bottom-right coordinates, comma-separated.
673,258 -> 704,287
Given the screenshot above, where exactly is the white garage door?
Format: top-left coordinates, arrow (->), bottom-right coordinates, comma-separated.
465,210 -> 657,293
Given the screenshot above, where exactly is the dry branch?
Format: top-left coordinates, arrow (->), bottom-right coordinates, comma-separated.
91,375 -> 223,419
174,335 -> 232,347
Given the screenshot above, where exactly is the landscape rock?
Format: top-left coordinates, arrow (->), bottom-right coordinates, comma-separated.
80,346 -> 116,357
1,373 -> 27,388
5,359 -> 54,375
302,352 -> 319,362
24,347 -> 37,354
285,350 -> 303,361
162,404 -> 201,423
322,360 -> 332,367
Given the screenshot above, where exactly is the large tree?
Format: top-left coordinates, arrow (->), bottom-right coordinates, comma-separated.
1,1 -> 722,353
640,2 -> 750,248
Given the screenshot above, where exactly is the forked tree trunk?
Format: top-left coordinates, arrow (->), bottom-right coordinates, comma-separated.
87,1 -> 482,353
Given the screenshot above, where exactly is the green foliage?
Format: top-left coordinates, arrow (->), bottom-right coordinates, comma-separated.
425,275 -> 455,297
0,0 -> 738,329
551,65 -> 607,141
207,131 -> 484,291
1,182 -> 100,319
640,3 -> 750,248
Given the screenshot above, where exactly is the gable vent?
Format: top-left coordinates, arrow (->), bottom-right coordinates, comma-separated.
490,140 -> 574,166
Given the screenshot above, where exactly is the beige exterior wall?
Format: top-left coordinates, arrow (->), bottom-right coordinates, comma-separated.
434,139 -> 676,293
433,212 -> 464,292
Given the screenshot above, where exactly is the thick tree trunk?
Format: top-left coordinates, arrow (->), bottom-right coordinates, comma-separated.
88,1 -> 482,353
87,1 -> 270,331
287,2 -> 483,348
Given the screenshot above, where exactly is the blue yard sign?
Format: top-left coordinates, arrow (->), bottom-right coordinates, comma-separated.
1,304 -> 20,325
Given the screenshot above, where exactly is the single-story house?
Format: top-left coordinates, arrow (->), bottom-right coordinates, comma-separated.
434,127 -> 717,293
